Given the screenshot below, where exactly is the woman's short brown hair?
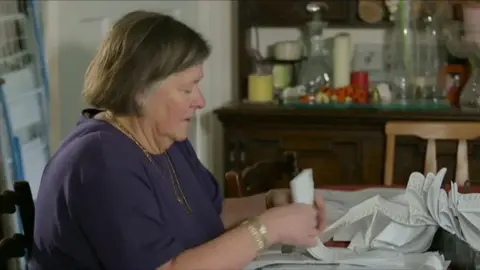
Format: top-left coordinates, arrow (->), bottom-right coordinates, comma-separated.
82,11 -> 210,115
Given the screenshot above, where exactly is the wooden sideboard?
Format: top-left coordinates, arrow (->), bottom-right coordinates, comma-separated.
214,103 -> 480,189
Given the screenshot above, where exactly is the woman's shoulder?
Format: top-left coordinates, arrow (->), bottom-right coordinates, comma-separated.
51,119 -> 145,174
41,126 -> 150,206
38,121 -> 150,211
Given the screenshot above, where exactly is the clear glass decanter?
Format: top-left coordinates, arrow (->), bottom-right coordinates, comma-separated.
298,2 -> 331,102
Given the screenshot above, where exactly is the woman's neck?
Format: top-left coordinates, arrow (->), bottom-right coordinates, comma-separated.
102,112 -> 173,154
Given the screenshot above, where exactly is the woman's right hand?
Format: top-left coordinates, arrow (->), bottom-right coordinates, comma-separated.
258,204 -> 318,247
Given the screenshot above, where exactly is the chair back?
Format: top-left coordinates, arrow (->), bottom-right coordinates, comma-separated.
384,121 -> 480,186
224,152 -> 299,197
0,181 -> 35,262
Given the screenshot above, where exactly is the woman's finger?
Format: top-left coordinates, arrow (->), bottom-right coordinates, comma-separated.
314,191 -> 325,210
316,209 -> 327,231
317,217 -> 326,231
313,190 -> 327,231
305,235 -> 318,247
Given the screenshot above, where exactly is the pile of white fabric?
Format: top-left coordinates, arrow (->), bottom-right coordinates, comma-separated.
246,168 -> 480,270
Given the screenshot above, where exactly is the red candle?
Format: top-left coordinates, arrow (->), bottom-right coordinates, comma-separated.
351,71 -> 369,96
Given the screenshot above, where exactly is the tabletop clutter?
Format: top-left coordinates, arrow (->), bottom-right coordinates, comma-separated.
246,1 -> 480,110
245,168 -> 480,270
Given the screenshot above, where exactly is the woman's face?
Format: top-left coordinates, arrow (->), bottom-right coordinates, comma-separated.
143,64 -> 205,143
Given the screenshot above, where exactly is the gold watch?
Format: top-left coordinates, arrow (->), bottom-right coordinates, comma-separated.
242,218 -> 269,252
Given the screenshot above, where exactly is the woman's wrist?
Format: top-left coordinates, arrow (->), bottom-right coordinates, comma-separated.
242,218 -> 270,252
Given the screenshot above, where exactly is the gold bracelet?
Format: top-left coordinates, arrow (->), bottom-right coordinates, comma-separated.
242,218 -> 269,252
264,190 -> 273,209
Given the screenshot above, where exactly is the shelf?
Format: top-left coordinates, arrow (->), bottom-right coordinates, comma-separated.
242,0 -> 392,29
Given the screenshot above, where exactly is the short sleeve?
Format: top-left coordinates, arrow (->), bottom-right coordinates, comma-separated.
201,165 -> 223,215
67,134 -> 183,270
179,140 -> 223,215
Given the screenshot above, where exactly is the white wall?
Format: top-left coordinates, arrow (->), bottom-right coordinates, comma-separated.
252,27 -> 387,57
195,1 -> 236,182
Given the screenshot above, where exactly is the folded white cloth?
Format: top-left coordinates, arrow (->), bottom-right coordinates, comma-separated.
290,168 -> 479,256
247,167 -> 480,270
246,249 -> 449,270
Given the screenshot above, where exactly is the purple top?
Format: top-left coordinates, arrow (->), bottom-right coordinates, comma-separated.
31,109 -> 225,270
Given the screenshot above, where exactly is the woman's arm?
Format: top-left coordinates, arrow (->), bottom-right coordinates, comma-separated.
162,201 -> 320,270
221,193 -> 267,229
73,137 -> 286,270
162,222 -> 269,270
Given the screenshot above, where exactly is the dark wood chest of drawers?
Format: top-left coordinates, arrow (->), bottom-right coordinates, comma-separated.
215,103 -> 480,190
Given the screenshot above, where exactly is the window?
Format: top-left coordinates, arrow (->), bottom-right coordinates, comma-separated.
0,0 -> 32,75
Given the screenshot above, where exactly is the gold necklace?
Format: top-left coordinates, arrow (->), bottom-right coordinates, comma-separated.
105,111 -> 192,214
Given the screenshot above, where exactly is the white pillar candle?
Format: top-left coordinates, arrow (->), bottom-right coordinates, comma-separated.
333,33 -> 352,89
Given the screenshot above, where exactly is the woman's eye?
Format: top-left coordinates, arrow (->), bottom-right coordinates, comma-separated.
179,87 -> 192,93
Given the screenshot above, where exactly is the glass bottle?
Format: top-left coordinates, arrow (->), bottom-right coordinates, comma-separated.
416,11 -> 447,105
298,2 -> 330,103
386,0 -> 418,105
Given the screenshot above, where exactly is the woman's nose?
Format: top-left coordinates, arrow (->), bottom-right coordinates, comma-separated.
192,89 -> 205,109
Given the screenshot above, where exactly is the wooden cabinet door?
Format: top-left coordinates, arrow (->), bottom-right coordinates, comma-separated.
227,128 -> 384,189
279,130 -> 383,187
224,130 -> 288,194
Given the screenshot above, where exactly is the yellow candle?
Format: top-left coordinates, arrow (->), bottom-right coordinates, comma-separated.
272,64 -> 293,89
248,74 -> 274,102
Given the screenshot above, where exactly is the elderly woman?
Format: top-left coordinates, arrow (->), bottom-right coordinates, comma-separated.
32,11 -> 326,270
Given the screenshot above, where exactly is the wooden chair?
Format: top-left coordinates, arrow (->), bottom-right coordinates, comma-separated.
224,152 -> 299,197
384,121 -> 480,187
0,181 -> 35,262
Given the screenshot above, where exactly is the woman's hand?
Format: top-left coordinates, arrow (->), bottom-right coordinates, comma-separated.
258,204 -> 319,247
313,189 -> 327,231
267,189 -> 291,207
268,188 -> 326,231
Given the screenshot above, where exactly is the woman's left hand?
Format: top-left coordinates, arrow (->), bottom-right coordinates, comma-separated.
268,188 -> 326,231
